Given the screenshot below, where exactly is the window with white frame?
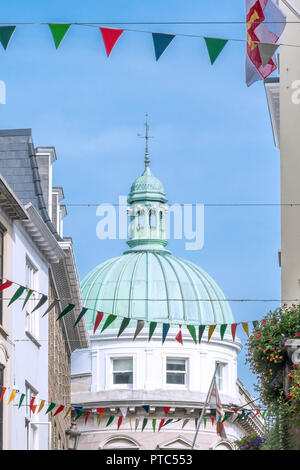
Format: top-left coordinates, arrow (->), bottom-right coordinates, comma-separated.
166,358 -> 187,385
112,358 -> 133,385
25,258 -> 39,338
215,362 -> 226,391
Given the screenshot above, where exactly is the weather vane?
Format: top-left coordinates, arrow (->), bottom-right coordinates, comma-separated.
138,114 -> 154,167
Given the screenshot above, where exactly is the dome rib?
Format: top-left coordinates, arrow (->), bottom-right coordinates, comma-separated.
112,254 -> 135,316
162,253 -> 186,322
128,252 -> 144,318
152,252 -> 170,321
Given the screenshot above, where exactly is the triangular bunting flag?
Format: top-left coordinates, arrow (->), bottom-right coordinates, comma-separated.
0,280 -> 13,291
29,397 -> 36,414
163,407 -> 171,416
195,418 -> 198,429
101,314 -> 117,332
97,408 -> 105,425
142,418 -> 148,431
258,43 -> 280,68
203,416 -> 207,428
152,419 -> 156,432
117,416 -> 123,430
100,27 -> 124,57
142,405 -> 150,413
211,416 -> 215,426
158,419 -> 165,431
222,414 -> 230,423
162,323 -> 170,344
133,320 -> 144,340
0,387 -> 6,402
242,322 -> 249,337
208,324 -> 216,341
74,407 -> 84,420
37,400 -> 45,414
18,393 -> 25,409
204,37 -> 228,65
231,323 -> 238,342
152,33 -> 175,61
74,307 -> 89,327
175,325 -> 183,345
117,317 -> 131,337
45,402 -> 56,414
31,294 -> 48,313
261,410 -> 267,419
64,407 -> 72,419
220,324 -> 227,340
57,303 -> 75,320
163,418 -> 173,427
0,26 -> 16,50
7,390 -> 16,405
8,286 -> 26,306
42,299 -> 59,317
199,325 -> 206,343
187,325 -> 197,344
148,322 -> 157,341
93,311 -> 104,334
129,416 -> 132,432
53,405 -> 65,417
22,289 -> 34,310
120,407 -> 128,418
85,411 -> 91,424
182,418 -> 189,429
135,418 -> 140,431
106,415 -> 115,427
49,24 -> 71,49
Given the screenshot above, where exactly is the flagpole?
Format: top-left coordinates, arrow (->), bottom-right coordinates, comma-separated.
191,361 -> 220,450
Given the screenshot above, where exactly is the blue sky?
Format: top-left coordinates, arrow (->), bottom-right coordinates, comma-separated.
0,0 -> 281,397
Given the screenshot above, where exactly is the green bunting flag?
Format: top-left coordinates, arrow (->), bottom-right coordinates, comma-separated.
22,289 -> 34,310
101,314 -> 117,332
220,324 -> 227,340
45,402 -> 56,414
117,317 -> 131,337
222,414 -> 230,423
261,410 -> 267,419
204,37 -> 228,65
49,24 -> 71,49
199,325 -> 206,343
187,325 -> 197,344
0,26 -> 16,50
142,418 -> 148,431
31,294 -> 48,313
106,415 -> 115,427
152,33 -> 175,61
148,322 -> 157,341
18,393 -> 25,409
203,416 -> 207,428
56,303 -> 75,320
152,419 -> 156,432
8,286 -> 26,306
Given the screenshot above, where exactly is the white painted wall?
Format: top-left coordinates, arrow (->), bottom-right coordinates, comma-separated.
10,222 -> 49,450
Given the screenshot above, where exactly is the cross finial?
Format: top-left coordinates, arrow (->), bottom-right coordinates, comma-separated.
138,114 -> 153,169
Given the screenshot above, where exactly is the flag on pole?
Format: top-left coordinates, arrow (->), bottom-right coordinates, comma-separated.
210,378 -> 227,439
245,0 -> 286,86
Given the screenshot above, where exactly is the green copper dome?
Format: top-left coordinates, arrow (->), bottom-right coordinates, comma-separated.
81,252 -> 234,331
128,166 -> 167,204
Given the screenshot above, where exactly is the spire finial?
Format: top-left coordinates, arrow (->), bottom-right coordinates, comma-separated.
138,113 -> 153,169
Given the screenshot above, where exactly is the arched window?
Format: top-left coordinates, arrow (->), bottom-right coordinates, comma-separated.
149,208 -> 157,228
99,435 -> 140,450
137,209 -> 145,231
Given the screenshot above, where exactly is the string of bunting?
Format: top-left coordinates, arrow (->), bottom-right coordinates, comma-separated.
0,279 -> 261,344
0,22 -> 289,67
0,384 -> 266,428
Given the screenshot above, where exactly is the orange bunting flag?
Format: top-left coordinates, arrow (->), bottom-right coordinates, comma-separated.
100,27 -> 124,57
7,390 -> 16,405
231,323 -> 238,341
97,407 -> 105,425
64,407 -> 72,419
208,324 -> 216,341
117,416 -> 123,430
53,405 -> 65,417
242,322 -> 249,337
37,400 -> 45,414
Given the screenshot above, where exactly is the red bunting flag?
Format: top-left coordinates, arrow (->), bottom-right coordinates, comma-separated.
231,323 -> 238,341
211,416 -> 215,426
0,386 -> 6,402
0,280 -> 12,291
163,407 -> 171,416
100,27 -> 124,57
175,325 -> 183,345
117,416 -> 123,430
85,411 -> 91,425
158,419 -> 165,431
53,405 -> 65,416
29,397 -> 36,414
